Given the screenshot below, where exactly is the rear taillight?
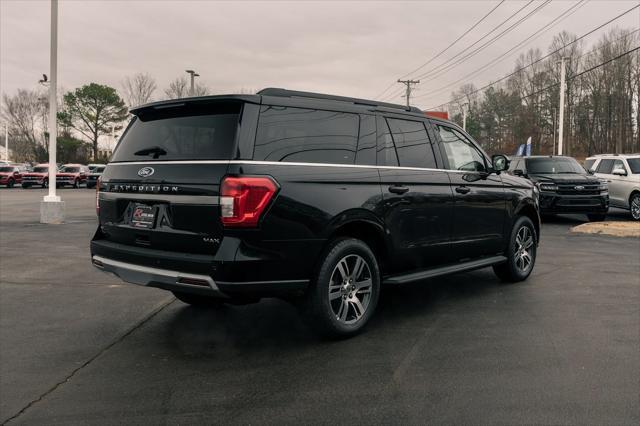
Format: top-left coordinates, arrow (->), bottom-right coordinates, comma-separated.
220,176 -> 278,228
95,178 -> 100,215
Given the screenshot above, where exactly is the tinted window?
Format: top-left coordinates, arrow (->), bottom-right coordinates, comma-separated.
111,103 -> 241,162
526,157 -> 585,174
436,125 -> 486,172
0,167 -> 15,172
596,159 -> 614,174
387,118 -> 436,168
33,167 -> 48,173
627,158 -> 640,174
355,115 -> 376,166
376,115 -> 398,167
95,166 -> 106,173
584,159 -> 596,171
62,167 -> 80,173
253,106 -> 358,164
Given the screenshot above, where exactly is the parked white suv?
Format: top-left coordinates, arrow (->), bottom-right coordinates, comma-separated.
585,154 -> 640,220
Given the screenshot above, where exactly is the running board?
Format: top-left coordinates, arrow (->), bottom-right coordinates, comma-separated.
383,255 -> 507,285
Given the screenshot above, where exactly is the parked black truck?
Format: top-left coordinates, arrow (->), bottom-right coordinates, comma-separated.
508,155 -> 608,221
91,89 -> 540,337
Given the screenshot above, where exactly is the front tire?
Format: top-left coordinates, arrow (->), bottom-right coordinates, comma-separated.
493,216 -> 537,283
587,213 -> 606,222
172,291 -> 225,308
630,193 -> 640,221
42,179 -> 48,189
303,238 -> 380,338
7,179 -> 14,188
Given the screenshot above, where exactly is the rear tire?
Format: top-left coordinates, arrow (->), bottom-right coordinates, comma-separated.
630,193 -> 640,221
73,178 -> 80,189
493,216 -> 537,283
303,238 -> 380,338
172,291 -> 225,308
587,213 -> 606,222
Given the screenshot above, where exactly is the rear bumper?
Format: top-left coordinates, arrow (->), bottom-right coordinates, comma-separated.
92,255 -> 228,298
90,238 -> 310,298
539,193 -> 609,214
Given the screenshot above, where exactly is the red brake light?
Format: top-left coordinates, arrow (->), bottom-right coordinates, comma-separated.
220,176 -> 278,227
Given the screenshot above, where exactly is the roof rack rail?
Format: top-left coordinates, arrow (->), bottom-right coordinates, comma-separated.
257,88 -> 424,114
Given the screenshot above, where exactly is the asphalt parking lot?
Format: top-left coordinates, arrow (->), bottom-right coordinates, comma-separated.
0,187 -> 638,425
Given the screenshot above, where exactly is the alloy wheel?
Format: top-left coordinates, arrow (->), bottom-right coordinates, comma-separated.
631,195 -> 640,220
328,254 -> 373,325
514,226 -> 534,272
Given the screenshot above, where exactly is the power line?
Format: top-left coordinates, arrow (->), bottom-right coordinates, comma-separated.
414,0 -> 552,82
518,45 -> 639,101
413,0 -> 588,102
379,0 -> 538,101
424,4 -> 640,110
374,0 -> 506,100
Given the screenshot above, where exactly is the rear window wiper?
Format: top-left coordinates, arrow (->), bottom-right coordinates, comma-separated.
134,146 -> 167,159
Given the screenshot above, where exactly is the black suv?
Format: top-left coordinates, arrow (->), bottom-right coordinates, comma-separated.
91,88 -> 540,337
508,155 -> 608,221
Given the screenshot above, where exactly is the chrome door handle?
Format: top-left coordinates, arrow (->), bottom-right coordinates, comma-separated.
388,185 -> 409,195
455,186 -> 471,194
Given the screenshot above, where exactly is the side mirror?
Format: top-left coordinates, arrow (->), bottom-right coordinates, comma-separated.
492,154 -> 509,173
513,169 -> 524,177
587,169 -> 595,175
612,168 -> 627,176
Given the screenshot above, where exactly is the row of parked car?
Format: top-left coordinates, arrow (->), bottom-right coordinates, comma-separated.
508,153 -> 640,221
0,163 -> 105,189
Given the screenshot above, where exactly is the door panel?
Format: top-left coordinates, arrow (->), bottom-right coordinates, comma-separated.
380,169 -> 454,271
433,122 -> 506,259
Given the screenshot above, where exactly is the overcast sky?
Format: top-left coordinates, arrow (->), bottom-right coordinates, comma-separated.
1,0 -> 639,111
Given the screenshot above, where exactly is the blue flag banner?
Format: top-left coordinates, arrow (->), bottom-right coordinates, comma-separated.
516,144 -> 525,156
525,137 -> 532,156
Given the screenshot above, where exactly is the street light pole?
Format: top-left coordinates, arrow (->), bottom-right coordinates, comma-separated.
462,103 -> 469,131
557,57 -> 567,156
185,69 -> 200,96
41,0 -> 64,223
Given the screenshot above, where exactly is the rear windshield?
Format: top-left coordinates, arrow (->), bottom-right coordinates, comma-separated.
526,157 -> 585,174
627,158 -> 640,174
62,167 -> 80,173
111,103 -> 241,162
33,167 -> 48,173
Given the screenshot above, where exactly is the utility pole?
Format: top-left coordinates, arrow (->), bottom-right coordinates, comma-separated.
557,57 -> 567,156
462,102 -> 469,131
41,0 -> 64,224
186,69 -> 199,96
552,107 -> 557,155
397,79 -> 420,108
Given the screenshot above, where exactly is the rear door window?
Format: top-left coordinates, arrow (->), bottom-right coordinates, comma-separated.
386,118 -> 437,169
111,103 -> 241,162
253,106 -> 358,164
596,159 -> 614,174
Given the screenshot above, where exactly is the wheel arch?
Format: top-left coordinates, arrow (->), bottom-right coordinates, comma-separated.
514,199 -> 540,243
324,212 -> 389,273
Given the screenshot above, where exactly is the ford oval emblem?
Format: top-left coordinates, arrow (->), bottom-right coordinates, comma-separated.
574,185 -> 584,190
138,167 -> 154,178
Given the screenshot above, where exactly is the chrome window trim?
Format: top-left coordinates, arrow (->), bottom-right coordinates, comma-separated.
107,160 -> 472,174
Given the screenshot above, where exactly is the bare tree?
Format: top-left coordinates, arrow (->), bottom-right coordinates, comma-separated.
164,76 -> 210,99
1,89 -> 48,161
121,73 -> 157,108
